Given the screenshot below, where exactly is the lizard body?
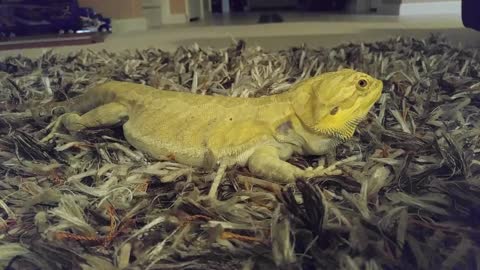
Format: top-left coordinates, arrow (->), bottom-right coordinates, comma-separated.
36,69 -> 383,185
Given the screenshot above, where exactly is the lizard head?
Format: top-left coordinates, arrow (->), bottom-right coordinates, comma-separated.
28,100 -> 68,124
291,68 -> 383,140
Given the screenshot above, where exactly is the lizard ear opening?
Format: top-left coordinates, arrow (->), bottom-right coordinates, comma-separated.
330,106 -> 339,115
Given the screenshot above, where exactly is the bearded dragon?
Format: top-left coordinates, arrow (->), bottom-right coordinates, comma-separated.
35,69 -> 383,198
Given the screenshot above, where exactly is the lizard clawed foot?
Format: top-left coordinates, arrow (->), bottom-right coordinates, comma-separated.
302,155 -> 359,179
303,164 -> 342,178
40,115 -> 64,143
40,113 -> 85,143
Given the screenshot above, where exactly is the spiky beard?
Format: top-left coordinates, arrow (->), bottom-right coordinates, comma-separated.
312,117 -> 364,141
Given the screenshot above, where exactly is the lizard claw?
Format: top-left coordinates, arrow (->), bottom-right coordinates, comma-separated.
40,116 -> 63,143
303,155 -> 360,179
303,164 -> 342,179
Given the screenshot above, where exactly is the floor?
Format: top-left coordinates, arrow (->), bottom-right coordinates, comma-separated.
229,10 -> 465,25
195,11 -> 405,25
0,12 -> 478,60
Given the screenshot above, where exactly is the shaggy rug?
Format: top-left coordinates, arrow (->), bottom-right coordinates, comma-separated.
0,35 -> 479,270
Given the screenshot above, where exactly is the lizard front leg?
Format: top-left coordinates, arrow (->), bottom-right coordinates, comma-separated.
247,145 -> 345,183
41,102 -> 128,142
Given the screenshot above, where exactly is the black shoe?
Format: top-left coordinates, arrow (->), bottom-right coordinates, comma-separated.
257,13 -> 271,24
271,13 -> 284,23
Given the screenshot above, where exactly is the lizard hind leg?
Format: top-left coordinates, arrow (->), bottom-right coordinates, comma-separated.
41,102 -> 128,142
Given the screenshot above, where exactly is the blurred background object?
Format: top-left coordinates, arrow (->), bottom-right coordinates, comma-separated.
1,0 -> 477,53
0,0 -> 112,38
0,0 -> 112,50
462,0 -> 480,31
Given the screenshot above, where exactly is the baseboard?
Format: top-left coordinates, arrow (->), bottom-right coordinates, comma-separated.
345,0 -> 370,13
143,7 -> 163,28
143,0 -> 189,26
399,1 -> 461,16
377,3 -> 400,15
162,14 -> 187,24
112,17 -> 148,33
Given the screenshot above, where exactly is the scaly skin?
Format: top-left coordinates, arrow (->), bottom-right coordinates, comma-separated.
36,69 -> 383,186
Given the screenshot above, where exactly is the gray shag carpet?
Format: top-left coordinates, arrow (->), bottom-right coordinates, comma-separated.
0,35 -> 479,270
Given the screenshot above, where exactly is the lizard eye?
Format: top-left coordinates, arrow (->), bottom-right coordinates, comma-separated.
357,79 -> 368,89
52,107 -> 66,116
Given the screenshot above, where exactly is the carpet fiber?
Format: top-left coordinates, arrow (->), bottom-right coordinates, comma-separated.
0,35 -> 479,269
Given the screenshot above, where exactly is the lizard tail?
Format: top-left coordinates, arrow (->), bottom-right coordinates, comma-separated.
64,81 -> 119,113
29,81 -> 118,121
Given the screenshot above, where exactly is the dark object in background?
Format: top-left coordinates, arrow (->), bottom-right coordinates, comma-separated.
1,0 -> 83,37
462,0 -> 480,31
78,7 -> 112,33
257,13 -> 271,24
230,0 -> 246,12
211,0 -> 222,13
271,13 -> 284,23
257,13 -> 284,24
298,0 -> 347,11
0,0 -> 111,39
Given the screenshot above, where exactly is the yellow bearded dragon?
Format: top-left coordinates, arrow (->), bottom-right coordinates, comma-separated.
35,69 -> 383,198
